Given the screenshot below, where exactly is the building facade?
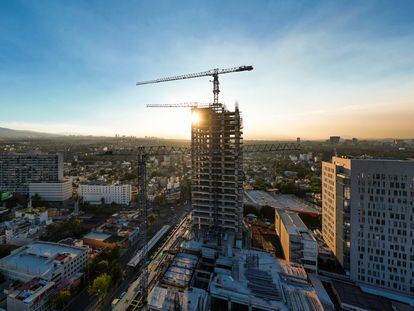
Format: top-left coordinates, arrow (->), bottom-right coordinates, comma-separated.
349,159 -> 414,298
29,179 -> 72,202
322,157 -> 351,270
275,209 -> 318,272
323,157 -> 414,298
190,104 -> 243,241
0,152 -> 63,193
79,183 -> 131,205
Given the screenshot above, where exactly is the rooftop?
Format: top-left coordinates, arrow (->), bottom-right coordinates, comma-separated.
331,280 -> 413,311
0,241 -> 85,281
278,210 -> 316,241
148,286 -> 208,311
209,249 -> 323,311
7,278 -> 55,304
162,253 -> 198,288
245,191 -> 321,215
83,232 -> 111,241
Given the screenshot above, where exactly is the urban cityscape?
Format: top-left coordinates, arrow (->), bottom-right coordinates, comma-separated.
0,1 -> 413,311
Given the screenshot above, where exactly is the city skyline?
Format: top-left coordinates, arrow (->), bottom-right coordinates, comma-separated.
1,1 -> 414,139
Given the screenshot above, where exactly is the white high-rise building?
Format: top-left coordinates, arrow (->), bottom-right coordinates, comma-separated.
79,182 -> 131,205
322,157 -> 414,299
349,159 -> 414,299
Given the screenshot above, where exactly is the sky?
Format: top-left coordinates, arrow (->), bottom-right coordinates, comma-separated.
0,0 -> 414,140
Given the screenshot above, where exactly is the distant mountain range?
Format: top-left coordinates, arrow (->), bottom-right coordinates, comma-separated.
0,127 -> 59,139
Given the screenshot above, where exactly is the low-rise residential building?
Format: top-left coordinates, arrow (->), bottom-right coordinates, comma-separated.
0,241 -> 87,283
165,176 -> 180,203
15,207 -> 49,225
6,278 -> 56,311
275,209 -> 318,272
29,179 -> 72,202
3,219 -> 44,246
79,182 -> 131,205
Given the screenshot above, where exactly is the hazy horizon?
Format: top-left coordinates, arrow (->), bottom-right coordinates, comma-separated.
1,1 -> 414,140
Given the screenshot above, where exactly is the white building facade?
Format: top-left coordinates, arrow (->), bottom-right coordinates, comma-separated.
349,159 -> 414,298
323,157 -> 414,300
79,183 -> 131,205
29,179 -> 72,202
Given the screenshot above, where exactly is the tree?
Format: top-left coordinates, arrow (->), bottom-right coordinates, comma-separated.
41,218 -> 86,242
110,262 -> 124,283
89,273 -> 112,297
52,290 -> 71,309
96,260 -> 109,273
148,213 -> 157,224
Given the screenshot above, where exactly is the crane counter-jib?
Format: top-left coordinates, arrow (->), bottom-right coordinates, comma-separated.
127,225 -> 171,268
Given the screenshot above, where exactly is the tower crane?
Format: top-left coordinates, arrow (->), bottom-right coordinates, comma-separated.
136,65 -> 253,105
130,65 -> 300,307
146,102 -> 210,108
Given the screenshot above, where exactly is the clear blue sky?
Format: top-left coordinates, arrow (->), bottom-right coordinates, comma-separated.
1,1 -> 413,139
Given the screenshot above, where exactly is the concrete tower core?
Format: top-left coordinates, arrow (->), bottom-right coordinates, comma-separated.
191,104 -> 243,243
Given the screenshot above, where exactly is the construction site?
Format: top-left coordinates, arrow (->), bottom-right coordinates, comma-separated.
110,66 -> 329,311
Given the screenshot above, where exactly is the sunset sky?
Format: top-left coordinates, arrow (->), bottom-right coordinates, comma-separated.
1,1 -> 413,139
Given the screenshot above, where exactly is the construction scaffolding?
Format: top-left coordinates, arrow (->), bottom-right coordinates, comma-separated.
191,103 -> 243,241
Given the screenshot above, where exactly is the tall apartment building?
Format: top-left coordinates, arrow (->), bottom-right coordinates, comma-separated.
322,157 -> 351,270
0,152 -> 63,193
191,104 -> 243,240
323,157 -> 414,298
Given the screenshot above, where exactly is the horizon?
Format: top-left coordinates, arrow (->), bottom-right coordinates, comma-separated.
1,1 -> 414,139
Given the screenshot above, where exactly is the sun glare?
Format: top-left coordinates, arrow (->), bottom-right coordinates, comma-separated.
191,111 -> 200,125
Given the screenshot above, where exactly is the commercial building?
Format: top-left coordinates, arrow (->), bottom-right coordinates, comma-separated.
349,159 -> 414,299
0,152 -> 63,193
191,104 -> 243,240
29,179 -> 72,202
78,182 -> 131,205
322,157 -> 414,299
0,241 -> 87,283
275,209 -> 318,272
322,157 -> 351,270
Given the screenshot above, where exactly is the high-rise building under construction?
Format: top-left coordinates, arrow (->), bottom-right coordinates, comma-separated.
191,104 -> 243,240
